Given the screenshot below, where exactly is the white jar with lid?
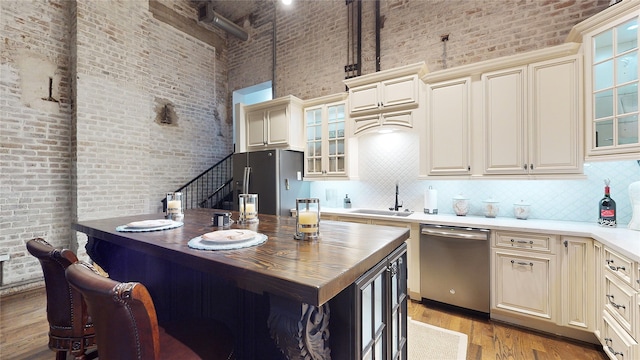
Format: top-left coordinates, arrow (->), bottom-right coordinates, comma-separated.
483,197 -> 499,218
513,200 -> 531,220
452,194 -> 469,216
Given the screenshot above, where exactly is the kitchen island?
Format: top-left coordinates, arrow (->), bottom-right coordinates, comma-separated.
74,208 -> 409,359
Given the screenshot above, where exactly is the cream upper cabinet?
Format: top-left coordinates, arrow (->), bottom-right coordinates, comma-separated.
582,5 -> 640,161
304,94 -> 356,179
344,62 -> 428,135
244,95 -> 304,152
482,55 -> 582,176
425,77 -> 472,176
349,75 -> 419,114
483,66 -> 527,174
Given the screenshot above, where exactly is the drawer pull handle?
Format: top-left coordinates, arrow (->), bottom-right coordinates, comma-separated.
511,260 -> 533,267
510,239 -> 533,246
604,338 -> 624,358
606,260 -> 626,272
606,295 -> 626,310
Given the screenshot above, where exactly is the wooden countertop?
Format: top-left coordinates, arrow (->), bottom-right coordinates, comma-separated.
73,208 -> 409,306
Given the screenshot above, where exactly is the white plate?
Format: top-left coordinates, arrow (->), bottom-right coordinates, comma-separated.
125,219 -> 175,229
200,229 -> 257,245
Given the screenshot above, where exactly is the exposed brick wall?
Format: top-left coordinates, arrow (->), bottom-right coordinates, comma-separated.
227,0 -> 610,103
0,0 -> 613,291
1,0 -> 74,289
1,0 -> 232,290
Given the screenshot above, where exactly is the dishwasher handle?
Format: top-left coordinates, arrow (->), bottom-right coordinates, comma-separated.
421,226 -> 489,241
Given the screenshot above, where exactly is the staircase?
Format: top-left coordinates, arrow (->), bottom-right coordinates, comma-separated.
162,153 -> 234,211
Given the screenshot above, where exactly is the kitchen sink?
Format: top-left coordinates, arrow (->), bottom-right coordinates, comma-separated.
349,209 -> 414,217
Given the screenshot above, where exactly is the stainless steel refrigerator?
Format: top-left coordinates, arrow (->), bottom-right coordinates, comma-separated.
232,149 -> 309,217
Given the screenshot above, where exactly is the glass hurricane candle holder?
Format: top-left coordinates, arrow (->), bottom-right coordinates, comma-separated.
166,192 -> 184,222
239,194 -> 258,223
295,198 -> 320,240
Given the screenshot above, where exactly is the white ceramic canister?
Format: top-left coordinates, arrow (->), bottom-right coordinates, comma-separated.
483,197 -> 499,218
513,200 -> 531,220
452,194 -> 469,216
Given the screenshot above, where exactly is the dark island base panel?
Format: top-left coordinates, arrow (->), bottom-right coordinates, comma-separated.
87,238 -> 341,359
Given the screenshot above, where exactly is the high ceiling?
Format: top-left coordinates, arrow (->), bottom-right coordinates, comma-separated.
208,0 -> 264,22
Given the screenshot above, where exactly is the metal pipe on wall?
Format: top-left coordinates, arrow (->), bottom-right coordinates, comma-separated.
272,4 -> 277,98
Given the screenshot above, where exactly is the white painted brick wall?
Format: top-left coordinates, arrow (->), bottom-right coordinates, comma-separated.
1,0 -> 232,290
0,0 -> 614,291
1,0 -> 74,289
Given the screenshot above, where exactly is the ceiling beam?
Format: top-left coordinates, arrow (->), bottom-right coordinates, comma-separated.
149,0 -> 225,50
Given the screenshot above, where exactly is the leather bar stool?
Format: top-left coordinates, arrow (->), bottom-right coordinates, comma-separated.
65,261 -> 235,360
26,238 -> 97,360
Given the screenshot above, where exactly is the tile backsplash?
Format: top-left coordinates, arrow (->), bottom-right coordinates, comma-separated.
310,131 -> 640,225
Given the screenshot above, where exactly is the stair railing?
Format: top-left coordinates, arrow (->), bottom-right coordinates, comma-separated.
161,153 -> 234,211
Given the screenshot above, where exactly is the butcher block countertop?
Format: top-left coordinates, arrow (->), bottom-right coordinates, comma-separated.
322,207 -> 640,262
74,208 -> 409,306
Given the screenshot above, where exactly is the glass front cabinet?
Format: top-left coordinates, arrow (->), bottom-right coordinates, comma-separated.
330,243 -> 407,360
303,94 -> 351,179
583,4 -> 639,160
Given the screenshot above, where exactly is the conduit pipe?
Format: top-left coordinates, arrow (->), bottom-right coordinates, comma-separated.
198,2 -> 249,41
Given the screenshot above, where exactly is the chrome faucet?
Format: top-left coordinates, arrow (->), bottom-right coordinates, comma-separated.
390,182 -> 403,211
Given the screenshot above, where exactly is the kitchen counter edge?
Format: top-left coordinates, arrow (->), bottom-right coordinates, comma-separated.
321,208 -> 640,262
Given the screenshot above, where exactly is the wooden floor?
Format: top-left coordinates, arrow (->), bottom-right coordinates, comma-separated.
1,287 -> 607,360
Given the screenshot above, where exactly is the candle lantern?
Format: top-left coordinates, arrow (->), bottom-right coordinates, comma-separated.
239,194 -> 258,223
166,192 -> 184,222
295,198 -> 320,240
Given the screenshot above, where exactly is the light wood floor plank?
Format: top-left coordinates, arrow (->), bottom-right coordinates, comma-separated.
1,288 -> 608,360
407,300 -> 606,360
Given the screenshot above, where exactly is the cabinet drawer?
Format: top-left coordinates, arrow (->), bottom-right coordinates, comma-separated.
602,310 -> 637,360
604,248 -> 634,287
604,273 -> 636,338
493,250 -> 555,321
494,231 -> 555,253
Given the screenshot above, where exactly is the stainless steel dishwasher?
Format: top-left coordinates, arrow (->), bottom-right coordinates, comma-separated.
420,224 -> 490,315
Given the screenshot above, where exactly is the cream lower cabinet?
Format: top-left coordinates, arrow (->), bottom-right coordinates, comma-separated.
560,236 -> 594,331
493,249 -> 556,320
594,241 -> 604,341
492,231 -> 595,342
493,231 -> 556,321
600,246 -> 639,359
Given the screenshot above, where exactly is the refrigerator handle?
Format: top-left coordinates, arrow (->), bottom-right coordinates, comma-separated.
243,167 -> 251,194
